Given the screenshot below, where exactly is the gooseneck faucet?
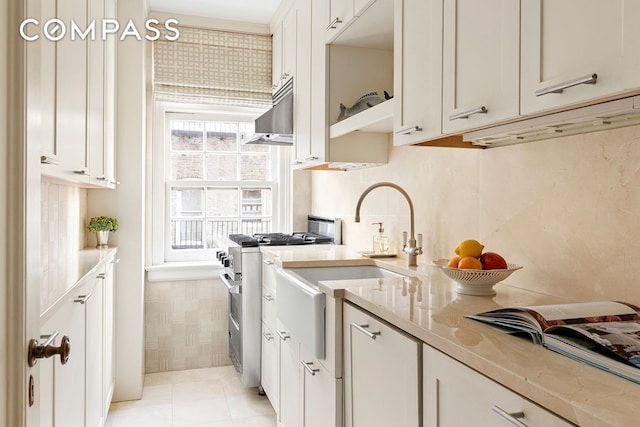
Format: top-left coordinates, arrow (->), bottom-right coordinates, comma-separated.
355,182 -> 423,267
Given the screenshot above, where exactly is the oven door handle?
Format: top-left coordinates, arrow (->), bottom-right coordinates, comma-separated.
220,273 -> 242,294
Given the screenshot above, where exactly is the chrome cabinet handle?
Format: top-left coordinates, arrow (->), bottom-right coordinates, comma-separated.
280,72 -> 290,81
73,170 -> 91,176
326,17 -> 342,30
491,406 -> 529,427
448,106 -> 488,121
74,293 -> 92,304
40,155 -> 59,165
96,273 -> 106,279
263,294 -> 274,302
351,323 -> 381,340
96,177 -> 107,181
276,330 -> 290,341
535,73 -> 597,97
111,258 -> 120,264
263,332 -> 274,341
263,259 -> 274,265
301,360 -> 320,376
394,125 -> 423,135
305,156 -> 318,161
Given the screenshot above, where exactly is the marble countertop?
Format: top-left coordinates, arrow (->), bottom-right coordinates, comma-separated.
261,245 -> 638,427
41,247 -> 118,319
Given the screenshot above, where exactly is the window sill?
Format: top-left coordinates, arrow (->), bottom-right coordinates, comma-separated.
145,261 -> 223,282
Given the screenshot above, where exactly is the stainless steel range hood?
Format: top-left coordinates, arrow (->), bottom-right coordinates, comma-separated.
245,78 -> 294,145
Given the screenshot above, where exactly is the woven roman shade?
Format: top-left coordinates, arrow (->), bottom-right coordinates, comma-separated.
154,25 -> 272,106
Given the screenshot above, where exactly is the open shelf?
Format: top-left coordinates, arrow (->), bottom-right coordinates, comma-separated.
329,99 -> 394,139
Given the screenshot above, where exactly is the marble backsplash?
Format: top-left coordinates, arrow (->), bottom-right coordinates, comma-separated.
40,178 -> 88,312
309,125 -> 640,303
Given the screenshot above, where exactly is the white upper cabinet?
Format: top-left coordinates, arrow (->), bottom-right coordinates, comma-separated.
55,0 -> 89,181
273,4 -> 297,93
40,0 -> 117,187
442,0 -> 520,134
521,0 -> 640,116
326,0 -> 354,41
393,0 -> 443,146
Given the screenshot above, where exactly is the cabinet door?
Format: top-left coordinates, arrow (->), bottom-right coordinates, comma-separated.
40,283 -> 89,427
282,6 -> 297,84
393,0 -> 443,145
300,348 -> 342,427
87,0 -> 105,185
327,0 -> 354,41
39,0 -> 57,162
261,322 -> 279,412
278,322 -> 300,427
344,303 -> 420,427
272,23 -> 283,92
521,0 -> 640,115
103,256 -> 117,415
85,274 -> 104,427
442,0 -> 519,134
56,0 -> 89,180
423,345 -> 574,427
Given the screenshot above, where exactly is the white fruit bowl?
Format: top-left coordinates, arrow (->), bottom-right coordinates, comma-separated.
432,259 -> 523,296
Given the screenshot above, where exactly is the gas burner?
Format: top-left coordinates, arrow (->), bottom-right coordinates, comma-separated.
228,234 -> 259,247
254,233 -> 306,246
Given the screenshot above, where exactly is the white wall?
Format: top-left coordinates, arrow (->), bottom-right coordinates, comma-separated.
87,0 -> 148,401
311,125 -> 640,303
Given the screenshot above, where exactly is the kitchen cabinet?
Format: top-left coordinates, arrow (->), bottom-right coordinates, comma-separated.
521,0 -> 640,116
102,256 -> 118,417
54,0 -> 89,182
88,0 -> 118,187
441,0 -> 519,134
393,0 -> 443,146
277,320 -> 301,427
40,0 -> 117,188
39,252 -> 117,427
260,254 -> 279,412
343,302 -> 420,427
300,347 -> 343,427
423,345 -> 574,427
326,0 -> 377,42
272,4 -> 296,93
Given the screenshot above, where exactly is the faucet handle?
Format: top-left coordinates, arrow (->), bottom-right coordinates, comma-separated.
417,233 -> 423,248
402,231 -> 408,247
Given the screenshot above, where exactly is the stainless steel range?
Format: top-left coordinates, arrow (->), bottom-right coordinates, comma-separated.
217,216 -> 341,387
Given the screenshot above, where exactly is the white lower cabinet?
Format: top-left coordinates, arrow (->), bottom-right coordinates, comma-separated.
423,345 -> 574,427
343,302 -> 421,427
39,252 -> 117,427
277,320 -> 300,427
300,348 -> 343,427
261,321 -> 279,411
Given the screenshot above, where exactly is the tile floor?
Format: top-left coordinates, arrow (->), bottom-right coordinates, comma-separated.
106,365 -> 277,427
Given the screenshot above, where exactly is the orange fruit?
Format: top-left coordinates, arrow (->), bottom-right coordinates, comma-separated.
457,256 -> 483,270
447,256 -> 462,268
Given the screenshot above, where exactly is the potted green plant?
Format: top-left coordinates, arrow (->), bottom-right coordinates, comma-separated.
88,216 -> 118,248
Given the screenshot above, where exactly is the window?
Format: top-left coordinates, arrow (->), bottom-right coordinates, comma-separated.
154,110 -> 283,262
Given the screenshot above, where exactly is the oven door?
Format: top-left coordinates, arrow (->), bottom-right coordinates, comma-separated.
220,273 -> 242,372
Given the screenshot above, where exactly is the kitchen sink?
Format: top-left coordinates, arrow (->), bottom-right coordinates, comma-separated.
276,265 -> 406,359
287,265 -> 405,285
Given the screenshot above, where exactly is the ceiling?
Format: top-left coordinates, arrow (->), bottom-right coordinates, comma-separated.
149,0 -> 282,24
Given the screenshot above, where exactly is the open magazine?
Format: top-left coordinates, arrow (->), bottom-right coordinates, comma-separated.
467,301 -> 640,384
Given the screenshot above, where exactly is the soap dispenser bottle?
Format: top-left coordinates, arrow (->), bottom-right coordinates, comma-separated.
372,222 -> 389,254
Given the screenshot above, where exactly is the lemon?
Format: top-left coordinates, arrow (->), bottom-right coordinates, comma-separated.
454,239 -> 484,258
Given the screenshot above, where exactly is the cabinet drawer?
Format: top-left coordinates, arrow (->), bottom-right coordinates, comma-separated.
423,345 -> 575,427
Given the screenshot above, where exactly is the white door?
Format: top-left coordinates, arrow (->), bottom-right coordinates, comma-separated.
6,0 -> 44,426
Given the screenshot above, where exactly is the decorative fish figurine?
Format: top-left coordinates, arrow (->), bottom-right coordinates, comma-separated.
337,91 -> 393,122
